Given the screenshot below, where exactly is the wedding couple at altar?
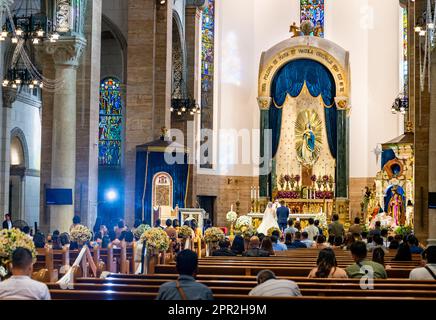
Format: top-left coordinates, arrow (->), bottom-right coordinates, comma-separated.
257,201 -> 290,235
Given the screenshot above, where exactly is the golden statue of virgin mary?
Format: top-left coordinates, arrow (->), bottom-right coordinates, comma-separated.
295,110 -> 323,167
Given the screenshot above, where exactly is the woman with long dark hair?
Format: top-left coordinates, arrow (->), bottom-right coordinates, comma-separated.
260,236 -> 275,256
392,242 -> 412,261
308,248 -> 348,278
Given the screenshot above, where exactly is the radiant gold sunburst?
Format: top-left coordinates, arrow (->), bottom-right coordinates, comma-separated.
294,109 -> 323,167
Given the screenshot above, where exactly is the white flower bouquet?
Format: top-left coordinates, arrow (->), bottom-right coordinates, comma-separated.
204,227 -> 225,243
140,227 -> 170,252
235,215 -> 253,230
133,224 -> 151,240
226,210 -> 238,223
70,225 -> 92,245
0,228 -> 37,273
178,225 -> 193,238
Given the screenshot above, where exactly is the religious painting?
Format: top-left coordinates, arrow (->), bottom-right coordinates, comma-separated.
99,78 -> 123,166
152,172 -> 173,208
295,109 -> 323,167
300,0 -> 324,38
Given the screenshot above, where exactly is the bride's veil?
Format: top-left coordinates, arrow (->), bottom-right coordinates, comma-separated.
263,202 -> 275,219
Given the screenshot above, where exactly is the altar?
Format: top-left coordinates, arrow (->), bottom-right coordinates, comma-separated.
255,25 -> 352,223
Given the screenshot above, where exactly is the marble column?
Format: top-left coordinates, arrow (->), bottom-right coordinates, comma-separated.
0,88 -> 17,215
45,37 -> 86,233
257,97 -> 272,198
335,97 -> 351,199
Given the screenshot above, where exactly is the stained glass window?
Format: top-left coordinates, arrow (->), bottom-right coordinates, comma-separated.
200,0 -> 215,169
402,7 -> 408,92
201,0 -> 215,93
99,78 -> 122,166
300,0 -> 325,38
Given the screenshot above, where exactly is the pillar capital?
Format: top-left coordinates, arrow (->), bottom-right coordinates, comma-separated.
2,87 -> 18,108
45,36 -> 87,68
257,96 -> 272,110
335,96 -> 351,116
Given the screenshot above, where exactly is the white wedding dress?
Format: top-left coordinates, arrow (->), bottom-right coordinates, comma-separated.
257,205 -> 280,235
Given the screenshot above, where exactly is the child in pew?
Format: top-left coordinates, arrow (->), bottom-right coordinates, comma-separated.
308,248 -> 348,279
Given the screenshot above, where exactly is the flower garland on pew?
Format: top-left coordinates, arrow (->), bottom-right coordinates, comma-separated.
139,228 -> 171,274
204,227 -> 225,257
0,228 -> 37,280
70,225 -> 92,246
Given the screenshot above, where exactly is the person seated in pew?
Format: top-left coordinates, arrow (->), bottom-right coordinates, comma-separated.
345,241 -> 387,279
300,232 -> 314,248
271,234 -> 287,251
381,229 -> 390,248
249,270 -> 301,297
368,235 -> 388,253
303,218 -> 319,242
156,250 -> 213,300
331,236 -> 344,249
287,232 -> 308,249
361,231 -> 368,244
284,233 -> 293,250
312,235 -> 330,249
108,230 -> 121,248
69,215 -> 81,233
406,235 -> 424,254
0,248 -> 51,300
342,233 -> 356,251
164,218 -> 177,239
308,248 -> 348,279
33,232 -> 46,249
212,239 -> 236,256
348,217 -> 362,235
260,236 -> 275,255
231,235 -> 245,255
392,242 -> 412,261
372,247 -> 391,270
409,246 -> 436,280
119,230 -> 134,244
172,219 -> 180,232
284,219 -> 298,236
243,236 -> 270,257
257,233 -> 265,242
22,226 -> 32,240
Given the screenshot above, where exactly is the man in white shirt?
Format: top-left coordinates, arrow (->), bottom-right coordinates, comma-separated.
249,270 -> 301,297
0,247 -> 51,300
409,246 -> 436,280
303,218 -> 319,241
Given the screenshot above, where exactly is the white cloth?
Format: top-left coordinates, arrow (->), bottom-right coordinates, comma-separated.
409,264 -> 436,280
0,276 -> 51,300
256,206 -> 280,235
304,225 -> 319,241
249,279 -> 301,297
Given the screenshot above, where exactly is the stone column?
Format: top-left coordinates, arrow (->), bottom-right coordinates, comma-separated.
125,0 -> 173,225
257,97 -> 272,198
0,88 -> 17,215
335,97 -> 351,199
45,37 -> 86,233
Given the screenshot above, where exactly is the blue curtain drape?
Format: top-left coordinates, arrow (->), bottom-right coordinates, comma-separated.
381,149 -> 396,169
135,151 -> 189,224
269,59 -> 337,159
384,185 -> 406,214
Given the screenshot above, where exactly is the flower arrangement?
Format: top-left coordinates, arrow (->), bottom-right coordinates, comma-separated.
284,174 -> 291,182
315,191 -> 334,199
395,225 -> 413,238
295,175 -> 301,183
140,227 -> 170,252
133,224 -> 151,240
240,225 -> 255,239
204,227 -> 225,243
311,175 -> 317,182
178,225 -> 193,238
277,191 -> 300,199
278,174 -> 285,189
0,228 -> 37,276
315,212 -> 327,229
70,225 -> 92,245
235,215 -> 253,230
322,175 -> 330,182
226,210 -> 238,223
267,227 -> 281,237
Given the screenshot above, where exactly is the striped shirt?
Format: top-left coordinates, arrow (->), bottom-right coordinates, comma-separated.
249,279 -> 302,297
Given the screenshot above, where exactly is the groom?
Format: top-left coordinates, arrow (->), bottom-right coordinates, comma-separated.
276,200 -> 290,232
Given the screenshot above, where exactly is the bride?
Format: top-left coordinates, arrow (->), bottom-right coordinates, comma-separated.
257,202 -> 280,235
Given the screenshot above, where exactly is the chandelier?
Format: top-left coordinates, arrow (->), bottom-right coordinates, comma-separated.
0,0 -> 59,90
170,65 -> 200,116
391,91 -> 409,115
